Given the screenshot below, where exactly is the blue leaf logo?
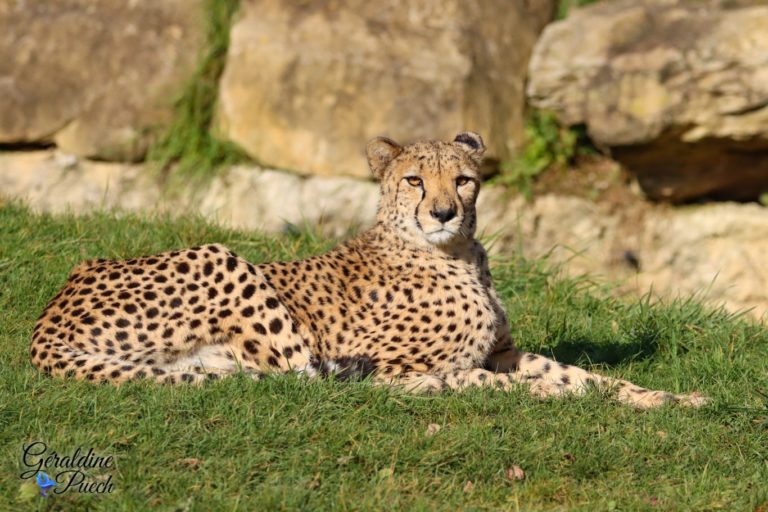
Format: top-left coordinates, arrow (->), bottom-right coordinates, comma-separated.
35,472 -> 57,497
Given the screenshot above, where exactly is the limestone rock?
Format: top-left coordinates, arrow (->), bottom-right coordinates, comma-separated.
527,0 -> 768,202
0,150 -> 379,238
478,190 -> 768,319
477,190 -> 614,271
0,0 -> 206,161
196,166 -> 379,236
217,0 -> 556,177
637,204 -> 768,318
0,150 -> 160,213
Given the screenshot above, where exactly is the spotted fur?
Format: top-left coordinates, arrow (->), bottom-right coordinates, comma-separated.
30,132 -> 708,409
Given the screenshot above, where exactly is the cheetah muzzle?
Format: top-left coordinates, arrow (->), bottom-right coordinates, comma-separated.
30,132 -> 709,409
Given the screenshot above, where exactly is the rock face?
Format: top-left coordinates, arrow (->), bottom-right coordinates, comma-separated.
477,190 -> 768,319
0,0 -> 206,161
217,0 -> 556,177
0,150 -> 378,238
197,166 -> 379,235
637,203 -> 768,318
527,0 -> 768,202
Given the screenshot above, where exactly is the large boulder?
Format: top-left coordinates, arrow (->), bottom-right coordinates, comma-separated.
0,0 -> 206,161
217,0 -> 556,178
527,0 -> 768,202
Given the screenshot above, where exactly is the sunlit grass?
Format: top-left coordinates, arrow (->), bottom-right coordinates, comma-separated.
1,203 -> 766,511
147,0 -> 248,183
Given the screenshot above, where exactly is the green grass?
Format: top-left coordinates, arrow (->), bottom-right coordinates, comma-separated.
1,202 -> 767,511
557,0 -> 601,19
148,0 -> 247,182
495,111 -> 593,197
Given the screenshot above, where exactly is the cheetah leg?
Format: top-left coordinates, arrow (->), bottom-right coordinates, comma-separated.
33,323 -> 316,387
440,368 -> 566,397
32,339 -> 247,385
486,349 -> 709,409
372,371 -> 446,393
31,244 -> 320,386
372,368 -> 560,397
42,321 -> 317,386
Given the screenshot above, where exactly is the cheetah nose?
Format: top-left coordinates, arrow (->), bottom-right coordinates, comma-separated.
430,207 -> 457,223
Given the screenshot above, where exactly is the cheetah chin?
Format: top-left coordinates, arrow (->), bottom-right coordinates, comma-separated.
425,229 -> 456,246
30,131 -> 709,409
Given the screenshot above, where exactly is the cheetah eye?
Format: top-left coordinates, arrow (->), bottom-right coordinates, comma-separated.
456,176 -> 472,187
405,176 -> 423,187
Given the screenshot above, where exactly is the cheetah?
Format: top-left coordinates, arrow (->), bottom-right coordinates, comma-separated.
30,132 -> 708,409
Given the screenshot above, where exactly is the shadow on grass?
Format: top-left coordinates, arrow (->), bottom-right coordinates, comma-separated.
543,334 -> 659,366
542,318 -> 663,366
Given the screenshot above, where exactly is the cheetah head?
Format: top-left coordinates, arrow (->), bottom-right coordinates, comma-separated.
367,132 -> 485,248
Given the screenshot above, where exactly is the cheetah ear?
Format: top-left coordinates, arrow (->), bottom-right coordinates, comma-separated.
453,132 -> 485,164
366,137 -> 402,181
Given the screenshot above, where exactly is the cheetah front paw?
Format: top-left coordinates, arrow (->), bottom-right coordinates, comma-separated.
622,389 -> 711,409
673,391 -> 710,408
